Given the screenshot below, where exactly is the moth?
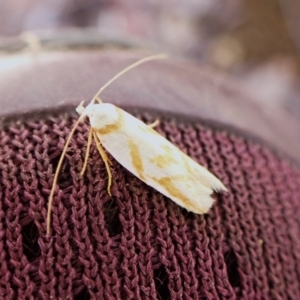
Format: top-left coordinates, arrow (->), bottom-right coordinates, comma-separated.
47,55 -> 227,234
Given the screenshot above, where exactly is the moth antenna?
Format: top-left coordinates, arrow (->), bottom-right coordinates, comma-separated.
80,127 -> 93,177
92,54 -> 168,101
93,131 -> 112,196
46,117 -> 82,235
94,96 -> 102,103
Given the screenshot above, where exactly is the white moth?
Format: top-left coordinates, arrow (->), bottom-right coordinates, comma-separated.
47,55 -> 227,234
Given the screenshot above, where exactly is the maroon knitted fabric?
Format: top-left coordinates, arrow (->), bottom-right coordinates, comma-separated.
0,110 -> 299,300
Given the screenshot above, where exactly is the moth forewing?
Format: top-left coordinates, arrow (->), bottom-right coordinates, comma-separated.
85,103 -> 227,214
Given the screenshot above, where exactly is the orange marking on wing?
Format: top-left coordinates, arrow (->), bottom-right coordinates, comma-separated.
95,108 -> 124,135
128,139 -> 145,180
161,144 -> 176,154
150,145 -> 178,168
182,154 -> 194,175
150,154 -> 175,168
139,124 -> 161,136
152,176 -> 203,213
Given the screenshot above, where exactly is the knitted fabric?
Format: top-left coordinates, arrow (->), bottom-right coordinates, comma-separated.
0,110 -> 299,300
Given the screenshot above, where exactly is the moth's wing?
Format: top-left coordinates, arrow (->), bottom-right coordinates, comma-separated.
183,154 -> 228,192
146,171 -> 216,214
132,132 -> 222,214
139,125 -> 228,193
91,105 -> 227,214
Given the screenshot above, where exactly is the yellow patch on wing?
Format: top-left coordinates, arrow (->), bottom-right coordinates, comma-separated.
152,176 -> 204,213
128,139 -> 145,180
182,153 -> 194,175
95,107 -> 124,135
139,124 -> 161,136
161,143 -> 175,154
150,144 -> 177,168
150,153 -> 177,168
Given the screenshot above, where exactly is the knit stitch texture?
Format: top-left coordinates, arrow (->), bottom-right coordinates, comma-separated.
0,111 -> 299,300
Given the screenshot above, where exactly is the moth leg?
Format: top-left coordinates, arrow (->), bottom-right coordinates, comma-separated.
47,117 -> 82,235
80,127 -> 93,177
148,119 -> 159,128
92,131 -> 112,196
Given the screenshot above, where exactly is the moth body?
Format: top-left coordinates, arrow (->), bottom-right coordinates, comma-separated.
83,103 -> 227,214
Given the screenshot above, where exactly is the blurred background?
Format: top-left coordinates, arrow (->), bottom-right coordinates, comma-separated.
0,0 -> 300,122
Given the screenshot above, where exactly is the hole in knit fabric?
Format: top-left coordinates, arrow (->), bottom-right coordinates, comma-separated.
21,220 -> 40,262
102,197 -> 122,237
74,286 -> 90,300
51,158 -> 72,190
1,111 -> 300,299
225,249 -> 240,288
154,266 -> 170,300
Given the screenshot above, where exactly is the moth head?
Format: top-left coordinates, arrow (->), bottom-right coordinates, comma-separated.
75,101 -> 86,118
77,102 -> 119,130
75,100 -> 97,122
